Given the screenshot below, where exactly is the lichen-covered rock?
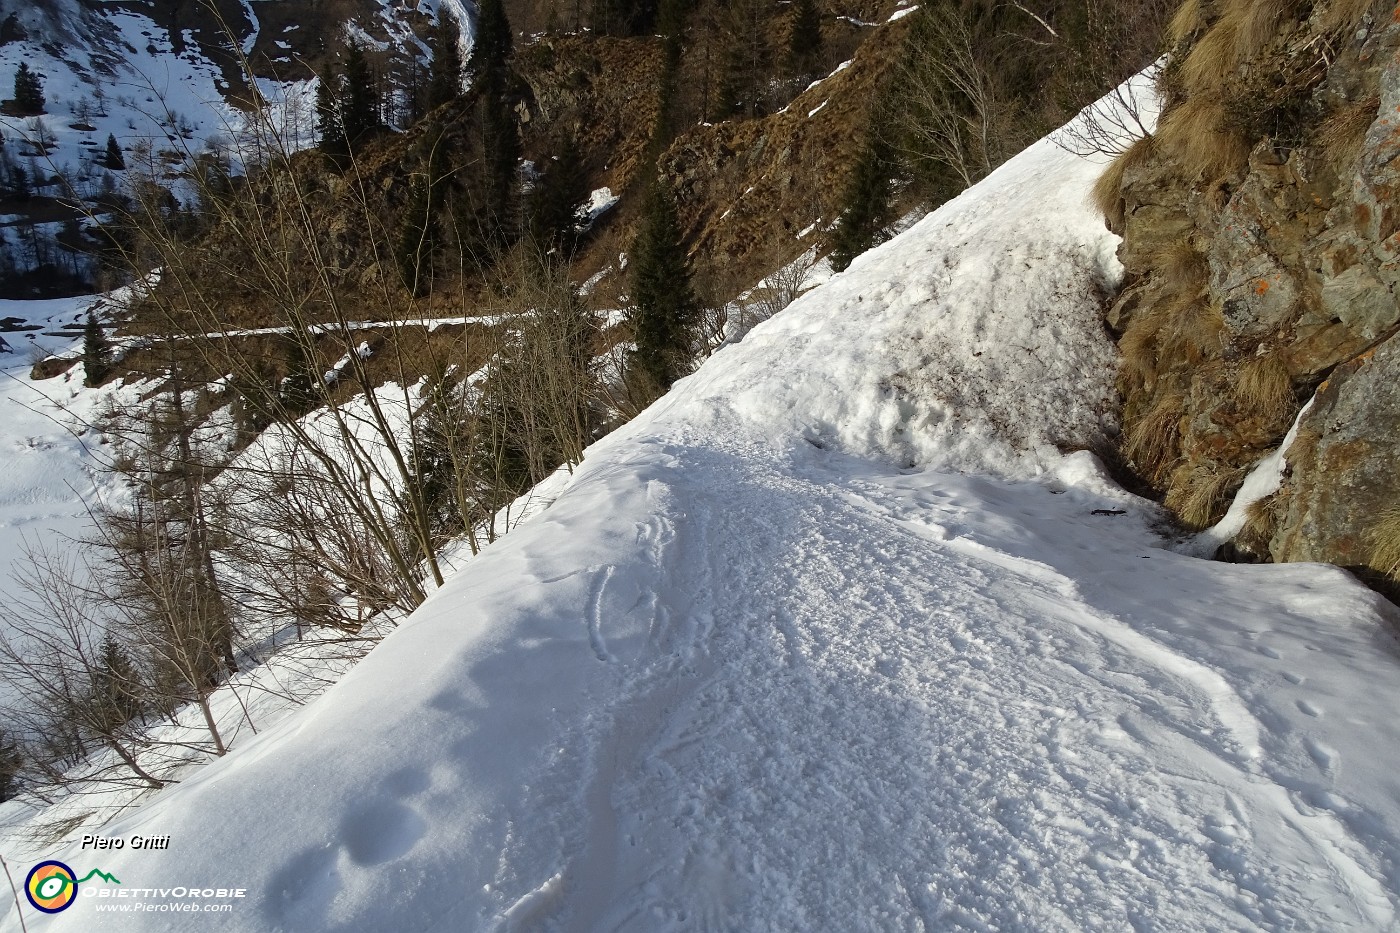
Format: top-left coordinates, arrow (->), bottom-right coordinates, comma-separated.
1273,332 -> 1400,585
1100,0 -> 1400,595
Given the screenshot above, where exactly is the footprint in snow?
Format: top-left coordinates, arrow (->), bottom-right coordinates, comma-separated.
1304,738 -> 1340,777
1296,699 -> 1323,718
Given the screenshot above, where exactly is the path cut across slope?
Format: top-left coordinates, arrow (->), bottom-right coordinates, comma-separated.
7,77 -> 1400,932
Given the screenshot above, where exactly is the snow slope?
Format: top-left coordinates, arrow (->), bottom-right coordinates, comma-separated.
8,88 -> 1400,932
0,297 -> 117,607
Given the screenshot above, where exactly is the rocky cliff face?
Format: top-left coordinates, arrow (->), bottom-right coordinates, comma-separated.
1099,0 -> 1400,593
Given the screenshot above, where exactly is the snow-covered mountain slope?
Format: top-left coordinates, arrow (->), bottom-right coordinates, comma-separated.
8,90 -> 1400,932
0,0 -> 468,198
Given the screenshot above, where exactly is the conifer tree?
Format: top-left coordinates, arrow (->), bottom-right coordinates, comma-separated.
468,0 -> 513,88
829,125 -> 894,272
315,63 -> 347,159
528,136 -> 589,256
89,636 -> 144,732
0,729 -> 20,803
104,133 -> 125,170
646,0 -> 686,157
341,41 -> 382,147
82,310 -> 112,387
0,12 -> 26,46
626,180 -> 699,403
426,9 -> 465,111
787,0 -> 822,76
479,90 -> 522,252
277,334 -> 317,419
397,173 -> 435,296
13,62 -> 43,115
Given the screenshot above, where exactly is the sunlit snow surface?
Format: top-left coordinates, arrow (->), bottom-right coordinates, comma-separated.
6,78 -> 1400,932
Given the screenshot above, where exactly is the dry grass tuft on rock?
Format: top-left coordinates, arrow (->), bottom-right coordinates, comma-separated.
1312,95 -> 1380,170
1237,493 -> 1280,555
1156,95 -> 1252,180
1235,353 -> 1295,425
1125,387 -> 1186,487
1158,295 -> 1226,365
1166,461 -> 1247,529
1169,0 -> 1209,46
1159,236 -> 1211,295
1093,135 -> 1157,229
1318,0 -> 1381,35
1369,506 -> 1400,580
1223,0 -> 1298,63
1118,300 -> 1171,391
1179,18 -> 1243,96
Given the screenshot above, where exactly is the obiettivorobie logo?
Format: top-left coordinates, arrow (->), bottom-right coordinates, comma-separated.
24,860 -> 121,913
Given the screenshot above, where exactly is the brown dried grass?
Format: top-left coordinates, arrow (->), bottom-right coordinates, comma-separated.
1235,353 -> 1294,425
1166,461 -> 1248,529
1179,18 -> 1242,96
1156,95 -> 1252,180
1312,95 -> 1379,170
1158,236 -> 1211,295
1092,135 -> 1156,229
1223,0 -> 1298,63
1368,506 -> 1400,580
1118,300 -> 1171,390
1238,493 -> 1280,554
1158,295 -> 1226,365
1168,0 -> 1211,46
1125,387 -> 1186,486
1318,0 -> 1378,34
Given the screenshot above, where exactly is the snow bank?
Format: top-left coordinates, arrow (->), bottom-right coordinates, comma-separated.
646,130 -> 1123,478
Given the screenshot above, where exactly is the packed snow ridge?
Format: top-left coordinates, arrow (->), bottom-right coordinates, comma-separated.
7,79 -> 1400,932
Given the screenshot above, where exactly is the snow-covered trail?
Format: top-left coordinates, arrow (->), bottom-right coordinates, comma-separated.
483,429 -> 1400,932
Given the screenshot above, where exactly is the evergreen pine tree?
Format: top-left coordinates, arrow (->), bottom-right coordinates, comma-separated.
477,79 -> 521,255
646,0 -> 686,158
82,310 -> 112,387
0,729 -> 20,803
468,0 -> 513,88
626,180 -> 699,403
104,133 -> 125,170
0,12 -> 27,46
787,0 -> 822,76
277,335 -> 318,419
341,41 -> 382,147
315,63 -> 347,159
426,9 -> 466,111
13,62 -> 43,115
528,136 -> 589,256
828,125 -> 894,272
89,636 -> 144,732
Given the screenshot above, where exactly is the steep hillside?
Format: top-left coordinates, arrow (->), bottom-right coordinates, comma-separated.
9,80 -> 1400,931
1094,0 -> 1400,594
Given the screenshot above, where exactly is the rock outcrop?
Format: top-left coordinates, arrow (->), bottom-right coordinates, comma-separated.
1099,0 -> 1400,593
